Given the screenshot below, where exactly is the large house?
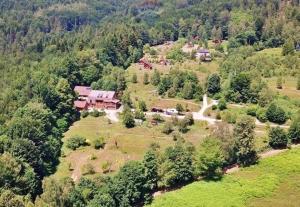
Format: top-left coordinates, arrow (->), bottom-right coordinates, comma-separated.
74,86 -> 120,110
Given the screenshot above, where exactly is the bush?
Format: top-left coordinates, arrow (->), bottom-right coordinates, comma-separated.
152,114 -> 165,123
162,122 -> 174,135
93,137 -> 105,149
102,161 -> 112,174
178,119 -> 189,133
256,107 -> 267,123
81,110 -> 89,118
176,103 -> 184,114
122,109 -> 135,128
66,136 -> 87,150
212,105 -> 217,110
183,113 -> 194,126
247,106 -> 257,117
89,110 -> 104,117
81,163 -> 95,175
222,111 -> 237,124
266,103 -> 287,124
288,118 -> 300,143
269,127 -> 288,149
138,100 -> 147,112
132,73 -> 138,83
135,110 -> 146,121
217,98 -> 227,111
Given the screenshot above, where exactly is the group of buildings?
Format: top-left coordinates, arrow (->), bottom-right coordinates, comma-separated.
74,86 -> 120,111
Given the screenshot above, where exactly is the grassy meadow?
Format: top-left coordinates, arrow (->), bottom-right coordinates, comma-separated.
149,147 -> 300,207
53,116 -> 210,180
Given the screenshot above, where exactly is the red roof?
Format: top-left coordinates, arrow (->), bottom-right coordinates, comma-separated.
74,100 -> 88,109
74,86 -> 92,96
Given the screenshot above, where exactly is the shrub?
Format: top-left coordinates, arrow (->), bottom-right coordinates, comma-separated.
222,111 -> 237,124
81,110 -> 89,118
138,100 -> 147,112
90,110 -> 100,117
132,73 -> 138,83
93,137 -> 105,149
217,98 -> 227,111
212,105 -> 217,110
256,107 -> 267,123
183,113 -> 194,126
102,161 -> 112,174
176,103 -> 184,114
288,118 -> 300,143
135,110 -> 146,121
81,163 -> 95,175
178,119 -> 189,133
143,73 -> 149,85
162,122 -> 174,135
247,106 -> 257,117
266,103 -> 287,124
152,114 -> 164,123
216,112 -> 221,120
57,118 -> 69,132
66,136 -> 86,150
269,127 -> 288,149
122,109 -> 135,128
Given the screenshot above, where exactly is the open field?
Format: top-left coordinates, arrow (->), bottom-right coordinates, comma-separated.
265,76 -> 300,100
149,147 -> 300,207
53,116 -> 210,180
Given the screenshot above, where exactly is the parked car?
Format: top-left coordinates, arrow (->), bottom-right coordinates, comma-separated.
165,108 -> 178,115
151,107 -> 164,113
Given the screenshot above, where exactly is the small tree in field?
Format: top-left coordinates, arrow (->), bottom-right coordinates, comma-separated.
162,122 -> 174,135
138,100 -> 147,112
176,103 -> 184,114
143,73 -> 149,85
297,75 -> 300,90
151,69 -> 161,86
276,76 -> 283,89
207,73 -> 221,95
132,73 -> 138,83
282,38 -> 295,56
122,108 -> 135,128
269,127 -> 288,149
233,116 -> 258,166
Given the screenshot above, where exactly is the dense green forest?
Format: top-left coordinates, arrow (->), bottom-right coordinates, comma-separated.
0,0 -> 299,206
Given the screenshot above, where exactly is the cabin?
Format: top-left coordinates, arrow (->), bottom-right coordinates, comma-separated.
74,86 -> 120,110
88,90 -> 120,110
196,48 -> 212,62
139,59 -> 153,70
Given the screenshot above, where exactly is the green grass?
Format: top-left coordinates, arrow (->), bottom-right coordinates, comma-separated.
149,148 -> 300,207
53,116 -> 210,180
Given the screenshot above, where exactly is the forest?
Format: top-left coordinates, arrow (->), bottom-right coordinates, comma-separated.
0,0 -> 299,206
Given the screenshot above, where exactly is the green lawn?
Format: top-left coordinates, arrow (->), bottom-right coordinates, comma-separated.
149,147 -> 300,207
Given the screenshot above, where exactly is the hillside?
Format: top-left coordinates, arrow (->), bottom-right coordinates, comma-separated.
150,147 -> 300,207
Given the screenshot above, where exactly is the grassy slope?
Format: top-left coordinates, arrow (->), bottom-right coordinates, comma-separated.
53,116 -> 210,179
150,148 -> 300,207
